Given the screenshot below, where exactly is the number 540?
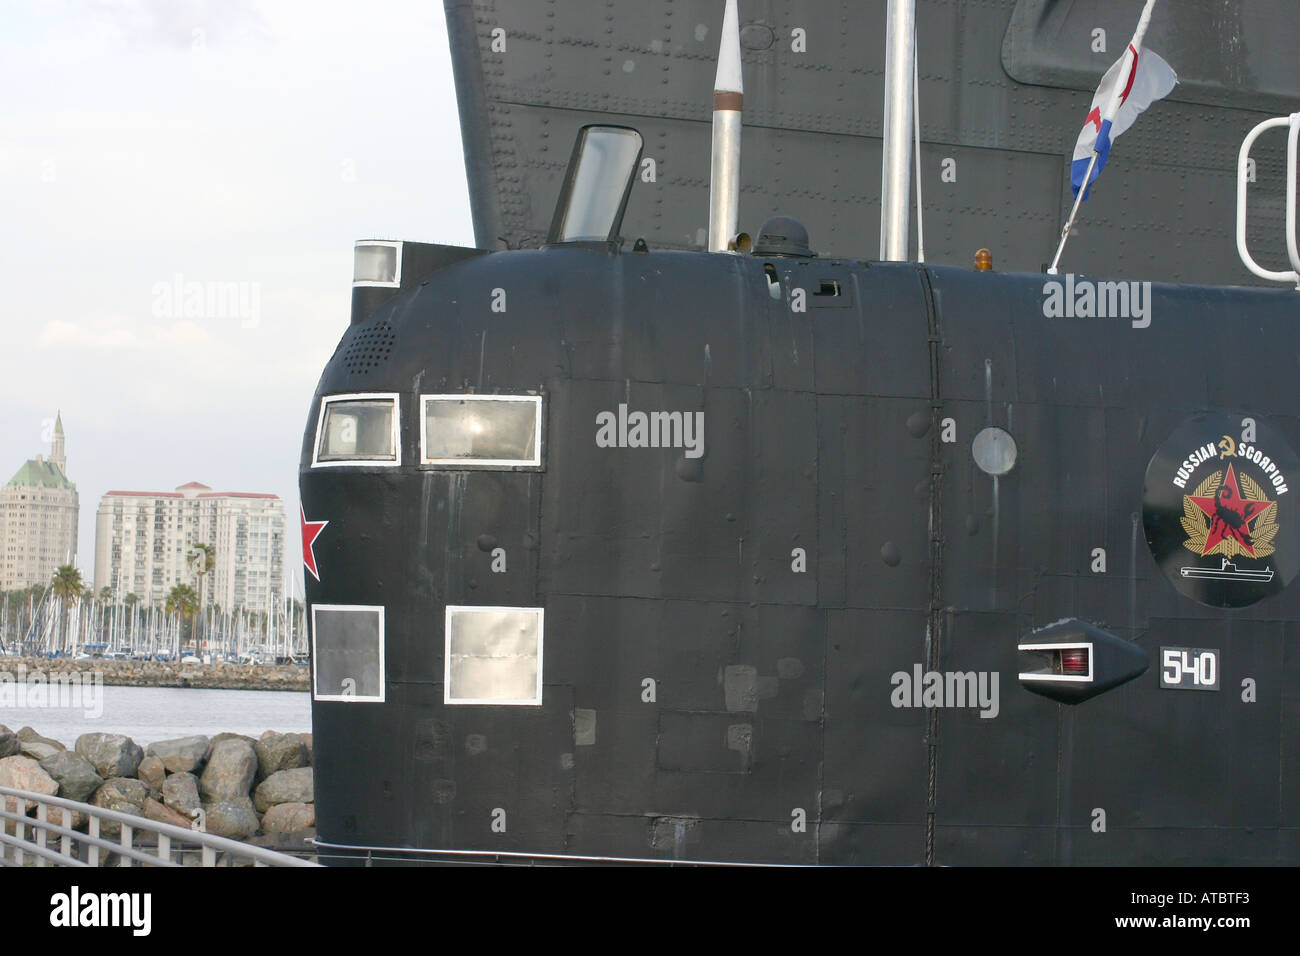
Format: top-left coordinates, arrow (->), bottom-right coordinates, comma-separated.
1162,648 -> 1216,686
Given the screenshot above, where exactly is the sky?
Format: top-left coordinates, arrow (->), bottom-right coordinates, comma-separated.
0,0 -> 475,598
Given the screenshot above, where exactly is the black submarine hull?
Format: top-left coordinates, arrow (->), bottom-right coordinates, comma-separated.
302,246 -> 1300,865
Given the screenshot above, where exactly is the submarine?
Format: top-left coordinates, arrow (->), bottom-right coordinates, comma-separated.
300,0 -> 1300,865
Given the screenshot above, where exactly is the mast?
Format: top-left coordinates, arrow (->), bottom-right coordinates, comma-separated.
707,0 -> 744,252
879,0 -> 917,261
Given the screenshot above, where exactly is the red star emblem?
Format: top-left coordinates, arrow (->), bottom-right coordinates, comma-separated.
1188,464 -> 1272,557
301,505 -> 329,581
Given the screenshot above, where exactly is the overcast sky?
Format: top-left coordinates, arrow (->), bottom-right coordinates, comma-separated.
0,0 -> 475,597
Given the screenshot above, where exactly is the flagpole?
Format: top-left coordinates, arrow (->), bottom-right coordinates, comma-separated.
1047,0 -> 1159,275
1047,153 -> 1099,274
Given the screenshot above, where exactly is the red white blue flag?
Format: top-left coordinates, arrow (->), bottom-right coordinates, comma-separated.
1071,45 -> 1177,200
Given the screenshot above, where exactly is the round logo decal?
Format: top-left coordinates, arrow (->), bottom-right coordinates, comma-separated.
1143,413 -> 1299,608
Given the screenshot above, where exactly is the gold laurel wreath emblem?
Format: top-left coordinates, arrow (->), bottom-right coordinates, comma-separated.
1181,469 -> 1280,558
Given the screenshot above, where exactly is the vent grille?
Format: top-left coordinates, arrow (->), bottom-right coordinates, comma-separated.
342,321 -> 396,375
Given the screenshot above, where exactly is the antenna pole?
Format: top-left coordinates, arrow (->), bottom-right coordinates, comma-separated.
708,0 -> 744,253
912,20 -> 924,263
880,0 -> 916,261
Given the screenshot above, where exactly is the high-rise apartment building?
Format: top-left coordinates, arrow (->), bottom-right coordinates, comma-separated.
93,482 -> 285,617
0,413 -> 79,591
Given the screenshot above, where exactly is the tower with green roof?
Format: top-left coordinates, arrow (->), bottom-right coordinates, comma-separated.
0,412 -> 79,591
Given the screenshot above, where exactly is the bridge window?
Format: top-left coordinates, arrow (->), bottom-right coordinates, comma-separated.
313,393 -> 400,467
352,240 -> 402,288
421,394 -> 542,467
311,604 -> 385,702
445,605 -> 543,705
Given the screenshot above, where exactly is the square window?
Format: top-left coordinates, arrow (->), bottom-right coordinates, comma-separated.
444,605 -> 543,705
311,604 -> 385,702
352,240 -> 402,288
421,394 -> 542,467
313,393 -> 400,467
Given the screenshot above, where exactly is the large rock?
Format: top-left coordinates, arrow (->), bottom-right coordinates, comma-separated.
97,777 -> 149,807
254,733 -> 309,781
162,772 -> 201,817
145,735 -> 209,774
0,726 -> 19,758
260,801 -> 314,834
199,738 -> 257,801
44,804 -> 86,830
206,733 -> 256,760
143,797 -> 196,831
299,733 -> 313,764
75,733 -> 143,779
253,767 -> 314,813
201,798 -> 260,840
89,778 -> 148,839
20,741 -> 60,761
0,755 -> 58,812
38,751 -> 103,803
17,727 -> 66,751
136,755 -> 166,796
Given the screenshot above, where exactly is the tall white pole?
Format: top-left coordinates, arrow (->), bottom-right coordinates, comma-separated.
912,21 -> 925,263
880,0 -> 916,261
708,0 -> 744,252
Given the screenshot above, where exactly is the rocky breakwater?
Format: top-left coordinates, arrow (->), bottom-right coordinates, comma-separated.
8,657 -> 310,691
0,725 -> 315,853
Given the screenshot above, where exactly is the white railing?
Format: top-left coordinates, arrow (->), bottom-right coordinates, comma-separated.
0,786 -> 319,867
1236,111 -> 1300,289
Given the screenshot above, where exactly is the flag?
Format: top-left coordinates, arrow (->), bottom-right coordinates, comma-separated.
1071,45 -> 1177,199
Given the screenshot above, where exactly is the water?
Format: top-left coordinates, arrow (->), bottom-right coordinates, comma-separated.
1,685 -> 310,747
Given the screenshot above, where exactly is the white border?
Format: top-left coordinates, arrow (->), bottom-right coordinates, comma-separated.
1017,641 -> 1094,683
311,603 -> 386,702
444,604 -> 544,706
311,392 -> 402,468
352,240 -> 403,288
420,394 -> 543,468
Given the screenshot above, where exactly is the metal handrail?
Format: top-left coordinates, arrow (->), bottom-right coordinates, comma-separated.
1236,112 -> 1300,289
0,786 -> 320,867
1288,113 -> 1300,277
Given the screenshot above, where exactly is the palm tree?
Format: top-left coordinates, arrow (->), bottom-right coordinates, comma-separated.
51,565 -> 83,605
187,543 -> 216,645
165,583 -> 199,644
50,565 -> 83,654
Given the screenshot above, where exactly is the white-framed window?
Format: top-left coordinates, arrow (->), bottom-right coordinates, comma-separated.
352,240 -> 402,288
312,393 -> 401,467
421,394 -> 543,467
311,604 -> 385,702
444,605 -> 543,705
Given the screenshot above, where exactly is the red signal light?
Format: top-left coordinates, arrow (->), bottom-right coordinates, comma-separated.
1060,647 -> 1089,676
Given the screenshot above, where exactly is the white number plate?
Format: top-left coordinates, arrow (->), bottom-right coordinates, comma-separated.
1159,646 -> 1220,691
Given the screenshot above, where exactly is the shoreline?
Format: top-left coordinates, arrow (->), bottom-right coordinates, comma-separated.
1,657 -> 310,692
